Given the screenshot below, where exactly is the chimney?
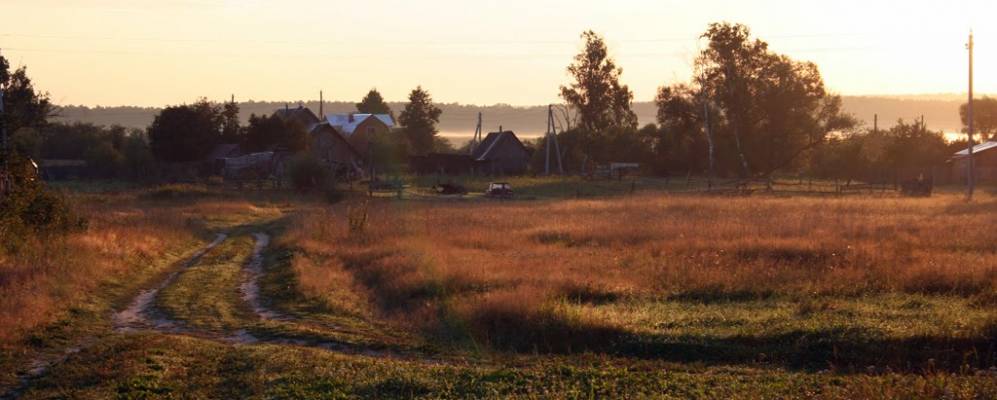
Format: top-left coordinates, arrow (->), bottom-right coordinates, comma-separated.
499,125 -> 503,133
349,114 -> 354,123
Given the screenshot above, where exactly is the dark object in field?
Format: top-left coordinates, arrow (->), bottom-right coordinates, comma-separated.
486,182 -> 513,198
900,175 -> 933,197
432,182 -> 467,195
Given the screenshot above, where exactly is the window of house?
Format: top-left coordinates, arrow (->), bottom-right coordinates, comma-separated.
367,126 -> 376,135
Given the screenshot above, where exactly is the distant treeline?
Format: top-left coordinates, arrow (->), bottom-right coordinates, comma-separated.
53,97 -> 967,140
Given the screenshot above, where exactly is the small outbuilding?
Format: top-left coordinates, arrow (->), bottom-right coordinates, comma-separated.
950,141 -> 997,183
471,130 -> 530,175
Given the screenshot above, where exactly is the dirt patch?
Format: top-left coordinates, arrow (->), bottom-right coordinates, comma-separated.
240,233 -> 286,322
113,234 -> 228,332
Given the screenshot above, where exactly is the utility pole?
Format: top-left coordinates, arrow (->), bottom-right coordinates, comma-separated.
544,105 -> 563,175
469,112 -> 482,155
873,114 -> 878,134
0,53 -> 7,195
703,101 -> 715,189
319,90 -> 324,118
967,31 -> 976,200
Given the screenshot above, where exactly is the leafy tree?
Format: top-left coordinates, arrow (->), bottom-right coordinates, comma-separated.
398,86 -> 442,155
1,58 -> 53,136
221,99 -> 242,142
658,22 -> 854,178
560,30 -> 638,133
147,99 -> 223,162
121,131 -> 157,181
881,119 -> 949,172
654,84 -> 710,175
959,96 -> 997,141
287,153 -> 328,191
0,55 -> 84,249
244,113 -> 309,153
368,129 -> 409,173
356,89 -> 393,116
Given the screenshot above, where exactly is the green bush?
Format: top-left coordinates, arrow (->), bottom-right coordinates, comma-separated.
1,158 -> 87,251
287,154 -> 329,192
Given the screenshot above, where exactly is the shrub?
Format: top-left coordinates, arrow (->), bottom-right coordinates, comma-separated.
287,154 -> 329,192
1,161 -> 86,251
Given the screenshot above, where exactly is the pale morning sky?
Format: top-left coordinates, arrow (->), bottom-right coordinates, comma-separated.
1,0 -> 995,106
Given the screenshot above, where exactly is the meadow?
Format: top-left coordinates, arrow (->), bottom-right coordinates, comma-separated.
1,182 -> 995,399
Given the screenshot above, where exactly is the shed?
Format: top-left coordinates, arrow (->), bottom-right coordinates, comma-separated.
950,141 -> 997,183
471,130 -> 530,175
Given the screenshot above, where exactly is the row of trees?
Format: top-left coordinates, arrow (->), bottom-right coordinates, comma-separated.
547,23 -> 961,181
3,23 -> 982,185
144,85 -> 448,166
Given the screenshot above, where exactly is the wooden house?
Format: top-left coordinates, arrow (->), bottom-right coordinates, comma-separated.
324,113 -> 395,158
471,130 -> 530,175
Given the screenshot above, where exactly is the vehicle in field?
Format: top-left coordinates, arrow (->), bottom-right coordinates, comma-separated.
485,182 -> 513,198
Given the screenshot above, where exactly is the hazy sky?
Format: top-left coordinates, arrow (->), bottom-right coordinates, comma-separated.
2,0 -> 995,106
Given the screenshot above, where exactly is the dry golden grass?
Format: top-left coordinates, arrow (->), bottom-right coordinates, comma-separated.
0,192 -> 270,345
283,192 -> 997,353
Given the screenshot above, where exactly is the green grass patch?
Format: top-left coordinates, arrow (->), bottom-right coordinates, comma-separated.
155,236 -> 257,332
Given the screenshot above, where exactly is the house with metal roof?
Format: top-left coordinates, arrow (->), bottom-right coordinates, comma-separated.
471,130 -> 530,175
950,140 -> 997,183
324,113 -> 395,157
272,106 -> 364,176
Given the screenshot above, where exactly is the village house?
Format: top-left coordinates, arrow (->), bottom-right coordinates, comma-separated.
323,113 -> 395,157
951,140 -> 997,183
272,106 -> 364,174
471,130 -> 531,175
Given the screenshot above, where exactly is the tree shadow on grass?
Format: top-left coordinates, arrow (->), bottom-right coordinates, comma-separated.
615,325 -> 997,373
476,310 -> 996,373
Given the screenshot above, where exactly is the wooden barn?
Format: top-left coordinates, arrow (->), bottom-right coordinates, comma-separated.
471,130 -> 530,175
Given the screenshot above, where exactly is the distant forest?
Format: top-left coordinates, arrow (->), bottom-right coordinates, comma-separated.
52,96 -> 970,144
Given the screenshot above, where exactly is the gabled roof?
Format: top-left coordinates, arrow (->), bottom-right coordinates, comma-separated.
325,113 -> 394,137
471,131 -> 528,161
309,123 -> 363,158
273,106 -> 321,130
953,141 -> 997,157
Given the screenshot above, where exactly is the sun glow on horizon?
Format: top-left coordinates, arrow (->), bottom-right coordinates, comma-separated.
2,0 -> 995,107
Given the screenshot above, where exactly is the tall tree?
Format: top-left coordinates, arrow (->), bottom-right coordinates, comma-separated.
959,96 -> 997,141
560,30 -> 638,133
1,53 -> 53,136
398,86 -> 442,155
243,113 -> 308,153
147,99 -> 223,162
356,89 -> 393,116
658,22 -> 854,178
221,99 -> 242,142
